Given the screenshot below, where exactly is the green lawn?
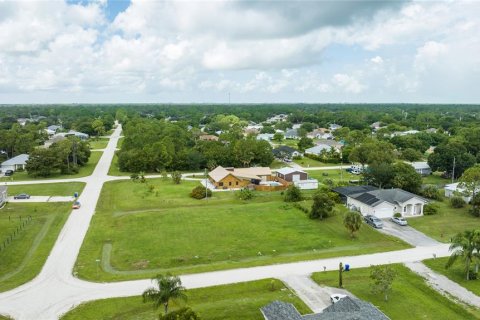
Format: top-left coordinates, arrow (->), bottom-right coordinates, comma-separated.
312,264 -> 479,319
0,202 -> 71,292
307,169 -> 359,184
422,172 -> 452,186
424,257 -> 480,296
407,201 -> 479,242
61,279 -> 310,320
88,138 -> 109,150
293,157 -> 336,168
0,151 -> 102,182
76,178 -> 409,281
117,137 -> 124,149
7,182 -> 85,197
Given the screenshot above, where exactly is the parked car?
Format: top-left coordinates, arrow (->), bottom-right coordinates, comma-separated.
330,293 -> 347,304
364,215 -> 383,229
13,193 -> 30,199
4,170 -> 14,176
72,201 -> 81,209
391,216 -> 408,226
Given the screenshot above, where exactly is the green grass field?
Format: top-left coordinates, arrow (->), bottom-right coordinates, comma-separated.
61,279 -> 310,320
312,264 -> 479,319
76,178 -> 409,281
7,182 -> 85,197
422,172 -> 452,186
0,151 -> 102,182
307,169 -> 359,184
407,201 -> 478,242
0,202 -> 71,292
88,138 -> 109,150
424,257 -> 480,296
293,157 -> 336,168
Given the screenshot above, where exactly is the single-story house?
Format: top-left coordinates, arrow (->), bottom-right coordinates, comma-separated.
316,139 -> 343,150
276,167 -> 318,189
329,123 -> 342,131
266,114 -> 288,123
0,186 -> 7,207
285,129 -> 300,139
43,135 -> 67,148
334,186 -> 428,218
333,185 -> 379,204
58,130 -> 89,140
391,130 -> 420,137
307,128 -> 333,140
198,134 -> 219,141
272,146 -> 302,159
305,144 -> 336,156
444,182 -> 476,203
257,133 -> 275,141
1,154 -> 29,172
408,161 -> 431,176
370,121 -> 382,130
47,125 -> 62,133
208,166 -> 272,190
425,128 -> 438,133
261,298 -> 389,320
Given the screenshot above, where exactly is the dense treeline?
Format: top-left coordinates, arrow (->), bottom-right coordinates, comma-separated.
118,118 -> 273,172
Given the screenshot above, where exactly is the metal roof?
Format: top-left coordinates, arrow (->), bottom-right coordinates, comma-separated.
1,154 -> 29,166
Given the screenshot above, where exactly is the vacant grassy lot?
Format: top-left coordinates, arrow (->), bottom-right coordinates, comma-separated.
407,201 -> 478,242
0,203 -> 71,292
0,151 -> 102,182
424,257 -> 480,296
88,138 -> 109,150
422,172 -> 452,186
312,264 -> 479,319
307,169 -> 359,184
7,182 -> 85,197
76,178 -> 408,281
61,279 -> 310,320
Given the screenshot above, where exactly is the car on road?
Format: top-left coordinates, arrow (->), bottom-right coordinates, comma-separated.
330,293 -> 347,304
13,193 -> 30,199
72,201 -> 81,209
391,216 -> 408,226
4,170 -> 14,176
364,215 -> 383,229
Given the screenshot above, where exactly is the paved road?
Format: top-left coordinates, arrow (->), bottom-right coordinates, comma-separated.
379,219 -> 441,247
7,196 -> 75,203
405,261 -> 480,308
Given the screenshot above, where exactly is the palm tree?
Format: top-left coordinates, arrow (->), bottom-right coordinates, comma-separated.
445,230 -> 480,280
142,273 -> 187,314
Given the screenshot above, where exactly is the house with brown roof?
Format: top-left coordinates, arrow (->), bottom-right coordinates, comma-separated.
208,166 -> 288,191
199,134 -> 219,141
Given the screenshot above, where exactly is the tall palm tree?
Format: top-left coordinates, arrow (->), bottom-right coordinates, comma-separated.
445,230 -> 480,280
142,273 -> 187,314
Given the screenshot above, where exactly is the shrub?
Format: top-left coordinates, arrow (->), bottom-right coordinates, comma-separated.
421,184 -> 442,200
171,171 -> 182,184
190,186 -> 212,199
237,188 -> 254,200
159,308 -> 201,320
423,203 -> 438,215
393,212 -> 402,218
292,202 -> 309,213
450,196 -> 466,208
284,185 -> 303,202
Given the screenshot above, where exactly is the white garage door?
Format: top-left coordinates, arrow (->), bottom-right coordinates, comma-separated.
373,207 -> 392,219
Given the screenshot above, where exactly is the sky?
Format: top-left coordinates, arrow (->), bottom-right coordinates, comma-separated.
0,0 -> 479,104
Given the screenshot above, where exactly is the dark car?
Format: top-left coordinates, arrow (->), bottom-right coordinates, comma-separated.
14,193 -> 30,200
4,170 -> 14,176
364,215 -> 383,229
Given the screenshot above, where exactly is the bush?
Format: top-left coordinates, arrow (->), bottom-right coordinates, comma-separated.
171,171 -> 182,184
284,185 -> 303,202
292,202 -> 309,213
190,185 -> 212,199
237,188 -> 254,200
159,308 -> 201,320
393,212 -> 402,218
421,184 -> 442,200
450,196 -> 466,208
423,203 -> 438,215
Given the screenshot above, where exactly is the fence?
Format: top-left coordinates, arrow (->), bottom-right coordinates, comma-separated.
0,215 -> 33,252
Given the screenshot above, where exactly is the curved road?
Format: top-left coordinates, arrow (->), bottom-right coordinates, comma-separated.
0,125 -> 452,319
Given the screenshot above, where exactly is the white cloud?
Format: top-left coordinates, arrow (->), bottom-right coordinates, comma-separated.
371,56 -> 384,64
332,74 -> 366,94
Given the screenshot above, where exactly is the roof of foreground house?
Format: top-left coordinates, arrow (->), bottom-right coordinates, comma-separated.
261,298 -> 389,320
333,185 -> 378,197
208,166 -> 272,182
351,188 -> 427,207
1,154 -> 29,166
276,167 -> 306,175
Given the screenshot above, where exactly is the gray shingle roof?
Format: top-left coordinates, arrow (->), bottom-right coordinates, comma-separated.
333,186 -> 378,197
351,189 -> 427,207
261,301 -> 303,320
1,154 -> 29,166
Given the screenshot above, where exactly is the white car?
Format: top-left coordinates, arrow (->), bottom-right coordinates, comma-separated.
330,293 -> 347,304
391,216 -> 408,226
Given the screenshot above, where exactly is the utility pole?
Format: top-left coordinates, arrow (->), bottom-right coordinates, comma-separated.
205,168 -> 208,200
452,156 -> 456,183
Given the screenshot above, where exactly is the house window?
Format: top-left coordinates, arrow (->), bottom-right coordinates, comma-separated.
403,206 -> 406,212
229,181 -> 232,186
236,181 -> 238,186
219,182 -> 223,187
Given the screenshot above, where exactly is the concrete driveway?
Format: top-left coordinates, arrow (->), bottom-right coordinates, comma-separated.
8,196 -> 75,203
379,219 -> 441,247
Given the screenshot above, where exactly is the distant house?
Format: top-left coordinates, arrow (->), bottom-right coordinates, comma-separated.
408,162 -> 431,176
43,135 -> 67,148
333,186 -> 428,218
199,134 -> 219,142
256,133 -> 275,141
370,121 -> 382,130
444,183 -> 475,203
208,166 -> 272,190
426,128 -> 438,133
261,298 -> 389,320
17,118 -> 30,126
1,154 -> 29,172
307,128 -> 333,140
276,167 -> 318,189
391,130 -> 419,137
284,129 -> 300,140
272,146 -> 302,159
304,144 -> 335,156
47,125 -> 62,133
329,123 -> 342,131
266,114 -> 288,124
315,139 -> 343,150
0,186 -> 7,207
57,130 -> 89,140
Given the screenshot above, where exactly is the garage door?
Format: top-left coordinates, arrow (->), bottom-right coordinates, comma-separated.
373,207 -> 392,219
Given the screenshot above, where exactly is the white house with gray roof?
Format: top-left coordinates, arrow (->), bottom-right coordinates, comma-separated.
1,154 -> 29,173
334,186 -> 428,218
